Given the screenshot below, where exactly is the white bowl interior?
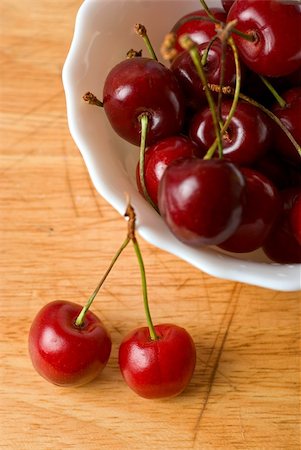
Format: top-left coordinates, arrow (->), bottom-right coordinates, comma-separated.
62,0 -> 301,291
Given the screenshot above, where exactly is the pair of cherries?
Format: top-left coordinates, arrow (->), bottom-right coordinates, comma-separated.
29,204 -> 196,399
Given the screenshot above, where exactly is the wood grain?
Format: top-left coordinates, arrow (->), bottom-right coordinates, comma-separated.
0,1 -> 300,449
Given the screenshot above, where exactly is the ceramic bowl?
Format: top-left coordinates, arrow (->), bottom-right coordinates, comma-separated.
62,0 -> 301,291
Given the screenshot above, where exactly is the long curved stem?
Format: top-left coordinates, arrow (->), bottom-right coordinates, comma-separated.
180,35 -> 223,158
75,236 -> 130,327
204,36 -> 241,160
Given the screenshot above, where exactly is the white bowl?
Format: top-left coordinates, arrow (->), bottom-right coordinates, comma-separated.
62,0 -> 301,291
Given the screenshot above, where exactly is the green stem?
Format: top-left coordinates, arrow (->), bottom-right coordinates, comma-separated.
74,236 -> 130,327
259,75 -> 287,108
204,36 -> 241,160
174,15 -> 255,42
138,114 -> 159,212
201,35 -> 218,66
132,237 -> 158,341
180,36 -> 223,158
135,24 -> 157,61
199,0 -> 215,20
238,92 -> 301,158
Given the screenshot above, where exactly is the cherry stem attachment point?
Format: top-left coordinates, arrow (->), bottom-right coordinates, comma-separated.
83,92 -> 103,108
179,34 -> 223,158
135,24 -> 158,61
75,236 -> 130,327
125,203 -> 158,341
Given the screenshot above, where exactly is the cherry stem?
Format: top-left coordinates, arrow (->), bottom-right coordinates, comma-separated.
204,35 -> 241,160
138,113 -> 159,212
83,92 -> 103,108
126,203 -> 158,341
259,75 -> 287,108
74,236 -> 130,327
175,15 -> 255,43
179,35 -> 223,158
199,0 -> 215,20
135,24 -> 158,61
201,35 -> 218,66
207,84 -> 301,158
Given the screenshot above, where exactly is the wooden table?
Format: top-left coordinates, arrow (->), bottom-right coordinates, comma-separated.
1,1 -> 300,449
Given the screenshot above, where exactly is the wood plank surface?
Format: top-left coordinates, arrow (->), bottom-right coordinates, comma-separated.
0,1 -> 300,449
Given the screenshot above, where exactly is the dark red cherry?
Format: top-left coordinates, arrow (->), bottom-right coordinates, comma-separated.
158,158 -> 246,246
228,0 -> 301,77
263,188 -> 301,263
218,168 -> 281,253
136,135 -> 199,207
222,0 -> 235,14
254,150 -> 301,190
189,99 -> 272,165
171,8 -> 227,56
272,87 -> 301,166
170,40 -> 237,110
103,57 -> 185,146
290,195 -> 301,245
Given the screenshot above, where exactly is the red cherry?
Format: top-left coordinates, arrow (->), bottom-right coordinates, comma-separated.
118,324 -> 196,399
171,8 -> 227,55
189,99 -> 272,165
227,0 -> 301,77
272,87 -> 301,166
218,168 -> 281,253
28,300 -> 112,386
263,188 -> 301,263
158,158 -> 246,246
290,194 -> 301,245
136,135 -> 199,206
222,0 -> 235,14
103,57 -> 185,146
170,40 -> 237,110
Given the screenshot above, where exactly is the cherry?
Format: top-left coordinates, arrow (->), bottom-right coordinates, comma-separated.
118,204 -> 196,399
170,40 -> 237,110
189,99 -> 272,165
227,0 -> 301,77
218,168 -> 281,253
102,57 -> 185,146
136,135 -> 199,207
158,157 -> 246,246
222,0 -> 235,14
28,300 -> 112,386
272,87 -> 301,166
290,195 -> 301,245
119,324 -> 196,399
171,8 -> 227,57
263,188 -> 301,263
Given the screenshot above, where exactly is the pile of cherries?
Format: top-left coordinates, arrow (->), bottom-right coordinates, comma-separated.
28,0 -> 301,400
87,0 -> 301,263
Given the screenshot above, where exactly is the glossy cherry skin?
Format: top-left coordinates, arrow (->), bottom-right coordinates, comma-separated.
171,8 -> 227,56
218,168 -> 281,253
228,0 -> 301,77
28,301 -> 112,386
272,87 -> 301,166
103,57 -> 185,146
158,158 -> 246,246
136,135 -> 199,207
171,40 -> 237,110
189,99 -> 272,165
119,324 -> 196,399
263,188 -> 301,263
222,0 -> 235,14
290,195 -> 301,245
